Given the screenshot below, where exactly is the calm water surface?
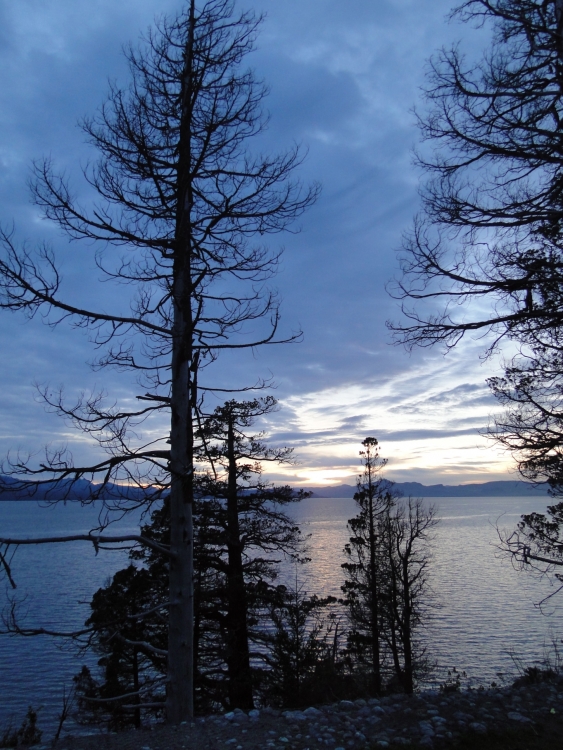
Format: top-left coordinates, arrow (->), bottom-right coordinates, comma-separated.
0,495 -> 562,735
286,496 -> 563,688
0,501 -> 142,734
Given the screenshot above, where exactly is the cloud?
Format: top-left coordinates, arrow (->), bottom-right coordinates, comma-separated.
0,0 -> 518,486
377,427 -> 481,442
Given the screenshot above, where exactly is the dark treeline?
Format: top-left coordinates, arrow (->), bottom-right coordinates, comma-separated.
70,431 -> 436,728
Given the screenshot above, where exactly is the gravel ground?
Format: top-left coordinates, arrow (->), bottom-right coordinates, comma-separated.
52,682 -> 563,750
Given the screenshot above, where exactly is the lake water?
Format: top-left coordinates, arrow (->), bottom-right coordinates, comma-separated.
1,495 -> 562,736
286,496 -> 563,688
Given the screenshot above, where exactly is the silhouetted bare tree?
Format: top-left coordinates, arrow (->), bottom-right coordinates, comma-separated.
389,0 -> 563,353
382,498 -> 437,694
0,0 -> 318,722
388,0 -> 563,501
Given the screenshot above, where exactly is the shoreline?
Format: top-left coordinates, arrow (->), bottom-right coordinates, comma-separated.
51,677 -> 563,750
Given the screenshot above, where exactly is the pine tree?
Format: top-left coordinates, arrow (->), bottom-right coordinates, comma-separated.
342,440 -> 437,694
75,398 -> 307,720
341,438 -> 394,694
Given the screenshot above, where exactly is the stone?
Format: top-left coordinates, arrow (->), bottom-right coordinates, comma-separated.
469,722 -> 487,734
248,709 -> 260,720
282,710 -> 307,721
453,710 -> 471,721
367,716 -> 381,725
304,706 -> 322,717
418,721 -> 434,736
223,712 -> 235,721
507,711 -> 532,723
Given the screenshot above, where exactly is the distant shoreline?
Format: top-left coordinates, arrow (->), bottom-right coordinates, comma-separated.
0,477 -> 553,501
303,480 -> 551,499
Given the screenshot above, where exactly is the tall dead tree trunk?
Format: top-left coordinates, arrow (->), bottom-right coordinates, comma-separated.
401,554 -> 414,694
167,0 -> 196,722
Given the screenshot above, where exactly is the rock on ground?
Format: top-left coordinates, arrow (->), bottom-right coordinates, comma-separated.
55,682 -> 563,750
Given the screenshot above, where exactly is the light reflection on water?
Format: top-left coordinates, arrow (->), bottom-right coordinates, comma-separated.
1,495 -> 562,736
284,496 -> 563,689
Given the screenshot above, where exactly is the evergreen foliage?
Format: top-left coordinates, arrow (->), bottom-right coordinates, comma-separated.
264,581 -> 338,708
75,398 -> 309,723
0,707 -> 42,749
342,439 -> 437,694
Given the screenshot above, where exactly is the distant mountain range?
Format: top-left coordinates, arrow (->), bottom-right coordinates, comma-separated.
0,476 -> 551,501
305,480 -> 550,498
0,476 -> 148,502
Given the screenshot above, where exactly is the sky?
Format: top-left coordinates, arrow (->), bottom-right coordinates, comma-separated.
0,0 -> 517,488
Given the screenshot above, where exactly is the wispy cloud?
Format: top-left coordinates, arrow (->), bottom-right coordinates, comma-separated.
0,0 -> 516,487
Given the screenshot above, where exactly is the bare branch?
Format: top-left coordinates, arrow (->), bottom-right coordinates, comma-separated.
0,533 -> 173,557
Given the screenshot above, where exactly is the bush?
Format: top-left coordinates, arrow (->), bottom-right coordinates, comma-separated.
439,667 -> 467,694
512,665 -> 559,688
0,706 -> 42,748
